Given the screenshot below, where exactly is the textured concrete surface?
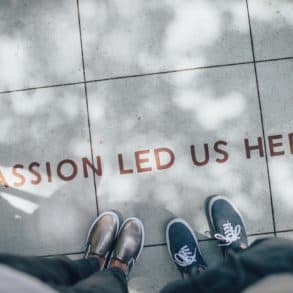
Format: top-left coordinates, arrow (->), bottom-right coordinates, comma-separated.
79,0 -> 252,79
249,0 -> 293,60
257,60 -> 293,232
0,0 -> 292,292
0,85 -> 97,255
0,0 -> 83,91
87,65 -> 273,245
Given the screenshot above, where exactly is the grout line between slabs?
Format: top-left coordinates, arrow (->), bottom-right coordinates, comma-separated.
245,0 -> 277,236
257,56 -> 293,64
0,81 -> 84,95
76,0 -> 99,214
276,229 -> 293,235
40,251 -> 84,258
39,230 -> 285,257
84,61 -> 253,84
1,57 -> 293,95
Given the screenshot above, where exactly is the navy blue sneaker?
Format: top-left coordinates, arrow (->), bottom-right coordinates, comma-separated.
206,195 -> 248,254
166,218 -> 207,276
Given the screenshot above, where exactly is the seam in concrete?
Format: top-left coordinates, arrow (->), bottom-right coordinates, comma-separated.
85,61 -> 254,84
76,0 -> 99,214
1,57 -> 293,95
0,81 -> 84,95
38,230 -> 282,258
257,56 -> 293,63
245,0 -> 277,237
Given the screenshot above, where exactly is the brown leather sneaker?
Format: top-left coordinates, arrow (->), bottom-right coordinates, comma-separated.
85,211 -> 121,269
109,217 -> 144,276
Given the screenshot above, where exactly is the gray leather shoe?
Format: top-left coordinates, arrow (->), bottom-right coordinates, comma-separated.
110,217 -> 144,275
85,211 -> 120,268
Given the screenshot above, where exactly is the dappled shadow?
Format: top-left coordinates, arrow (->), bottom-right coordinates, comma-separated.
87,63 -> 273,245
78,0 -> 293,247
248,0 -> 293,60
0,0 -> 292,278
0,84 -> 98,255
0,0 -> 83,91
80,0 -> 253,80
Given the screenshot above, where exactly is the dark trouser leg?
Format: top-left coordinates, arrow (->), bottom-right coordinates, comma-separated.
70,268 -> 128,293
161,238 -> 293,293
0,254 -> 99,288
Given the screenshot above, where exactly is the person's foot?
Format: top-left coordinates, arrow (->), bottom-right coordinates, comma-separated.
109,217 -> 144,276
166,218 -> 207,278
85,211 -> 121,269
206,195 -> 248,254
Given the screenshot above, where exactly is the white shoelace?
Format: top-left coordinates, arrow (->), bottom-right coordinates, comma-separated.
214,221 -> 241,246
174,245 -> 196,267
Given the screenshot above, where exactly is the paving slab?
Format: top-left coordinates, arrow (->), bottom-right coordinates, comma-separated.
87,63 -> 274,246
0,0 -> 83,92
0,85 -> 97,255
248,0 -> 293,60
129,245 -> 178,293
277,231 -> 293,239
257,59 -> 293,232
79,0 -> 252,80
197,240 -> 224,268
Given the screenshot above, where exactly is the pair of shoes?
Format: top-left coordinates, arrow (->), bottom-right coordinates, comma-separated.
167,195 -> 248,276
84,211 -> 144,276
